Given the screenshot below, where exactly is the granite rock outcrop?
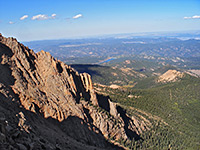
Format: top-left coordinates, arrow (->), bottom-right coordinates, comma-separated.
157,69 -> 184,83
0,33 -> 151,149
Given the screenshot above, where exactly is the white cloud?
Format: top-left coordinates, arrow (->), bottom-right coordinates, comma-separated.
51,14 -> 56,17
20,15 -> 28,20
32,14 -> 56,20
9,21 -> 14,24
32,14 -> 49,20
184,17 -> 190,19
73,14 -> 83,19
51,13 -> 56,19
184,15 -> 200,19
192,15 -> 200,19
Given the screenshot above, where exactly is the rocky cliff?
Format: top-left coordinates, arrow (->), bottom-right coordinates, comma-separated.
0,34 -> 151,149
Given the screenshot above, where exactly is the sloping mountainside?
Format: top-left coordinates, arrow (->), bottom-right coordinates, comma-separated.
95,73 -> 200,149
71,64 -> 146,86
0,34 -> 155,149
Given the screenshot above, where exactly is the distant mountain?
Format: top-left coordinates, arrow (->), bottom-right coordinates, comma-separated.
24,33 -> 200,60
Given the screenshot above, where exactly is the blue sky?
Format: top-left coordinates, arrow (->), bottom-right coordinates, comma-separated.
0,0 -> 200,41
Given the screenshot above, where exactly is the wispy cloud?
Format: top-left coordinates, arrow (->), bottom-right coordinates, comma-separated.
184,15 -> 200,19
9,21 -> 15,24
32,14 -> 56,20
73,14 -> 83,19
20,15 -> 28,20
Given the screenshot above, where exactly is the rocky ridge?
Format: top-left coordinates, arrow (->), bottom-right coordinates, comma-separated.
157,70 -> 184,83
0,34 -> 151,149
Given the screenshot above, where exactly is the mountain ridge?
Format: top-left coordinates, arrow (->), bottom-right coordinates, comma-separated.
0,33 -> 152,149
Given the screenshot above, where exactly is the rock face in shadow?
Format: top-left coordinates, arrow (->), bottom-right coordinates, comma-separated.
0,34 -> 151,149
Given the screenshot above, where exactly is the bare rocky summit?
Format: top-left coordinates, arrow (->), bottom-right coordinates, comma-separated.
157,70 -> 184,83
0,34 -> 151,149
